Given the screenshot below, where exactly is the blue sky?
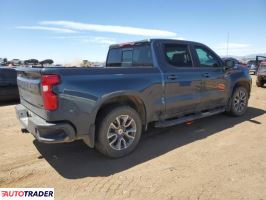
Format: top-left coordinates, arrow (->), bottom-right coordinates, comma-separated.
0,0 -> 266,64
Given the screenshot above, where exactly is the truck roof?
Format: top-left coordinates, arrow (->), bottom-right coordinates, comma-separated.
109,39 -> 204,49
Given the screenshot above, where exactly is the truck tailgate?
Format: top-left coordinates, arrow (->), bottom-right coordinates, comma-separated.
16,68 -> 45,116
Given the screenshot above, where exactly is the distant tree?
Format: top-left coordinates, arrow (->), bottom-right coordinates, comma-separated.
24,60 -> 29,65
40,59 -> 54,67
24,59 -> 39,65
31,59 -> 39,65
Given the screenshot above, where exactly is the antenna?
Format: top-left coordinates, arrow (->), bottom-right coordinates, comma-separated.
226,32 -> 230,57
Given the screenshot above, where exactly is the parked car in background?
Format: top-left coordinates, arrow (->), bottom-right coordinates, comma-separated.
248,56 -> 266,75
247,60 -> 256,67
256,61 -> 266,87
15,39 -> 251,158
249,62 -> 257,75
10,59 -> 22,66
0,67 -> 19,101
0,58 -> 8,66
24,59 -> 39,66
40,59 -> 54,67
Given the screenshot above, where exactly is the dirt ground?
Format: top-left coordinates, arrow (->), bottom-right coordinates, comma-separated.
0,75 -> 265,200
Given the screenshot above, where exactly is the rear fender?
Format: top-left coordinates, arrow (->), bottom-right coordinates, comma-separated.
86,91 -> 146,148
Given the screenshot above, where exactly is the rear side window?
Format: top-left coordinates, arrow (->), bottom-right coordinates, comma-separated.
195,46 -> 221,67
106,44 -> 153,67
122,50 -> 132,63
164,44 -> 192,67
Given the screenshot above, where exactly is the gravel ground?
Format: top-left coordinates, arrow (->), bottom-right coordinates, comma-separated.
0,75 -> 265,200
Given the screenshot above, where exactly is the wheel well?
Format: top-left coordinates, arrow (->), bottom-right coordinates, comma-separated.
233,81 -> 250,97
95,95 -> 146,128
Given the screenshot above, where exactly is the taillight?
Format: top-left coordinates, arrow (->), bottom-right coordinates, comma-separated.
41,75 -> 60,111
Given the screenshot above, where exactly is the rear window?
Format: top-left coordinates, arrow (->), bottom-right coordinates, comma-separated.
106,44 -> 153,67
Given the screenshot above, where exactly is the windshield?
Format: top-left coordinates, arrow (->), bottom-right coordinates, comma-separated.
106,44 -> 153,67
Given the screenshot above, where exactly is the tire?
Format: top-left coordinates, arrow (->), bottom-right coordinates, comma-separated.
95,106 -> 142,158
256,81 -> 263,87
227,86 -> 249,117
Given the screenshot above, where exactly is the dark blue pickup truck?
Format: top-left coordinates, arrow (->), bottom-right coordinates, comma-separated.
15,39 -> 251,158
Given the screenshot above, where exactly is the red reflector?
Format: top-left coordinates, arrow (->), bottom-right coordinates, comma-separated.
119,42 -> 135,48
41,75 -> 60,111
186,121 -> 193,125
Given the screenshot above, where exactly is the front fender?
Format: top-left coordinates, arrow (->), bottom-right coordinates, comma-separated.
227,67 -> 252,97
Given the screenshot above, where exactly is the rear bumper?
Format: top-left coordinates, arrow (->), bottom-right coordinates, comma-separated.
15,104 -> 76,143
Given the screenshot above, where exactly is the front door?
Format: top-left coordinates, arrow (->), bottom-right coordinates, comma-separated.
192,45 -> 228,111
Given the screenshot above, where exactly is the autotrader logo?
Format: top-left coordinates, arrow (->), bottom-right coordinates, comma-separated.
0,188 -> 54,199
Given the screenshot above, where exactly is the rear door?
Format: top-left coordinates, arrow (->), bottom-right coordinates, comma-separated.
160,42 -> 202,119
192,45 -> 228,111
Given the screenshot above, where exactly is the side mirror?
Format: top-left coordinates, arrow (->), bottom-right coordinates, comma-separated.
224,60 -> 234,70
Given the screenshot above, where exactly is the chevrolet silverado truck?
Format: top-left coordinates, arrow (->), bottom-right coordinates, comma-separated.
15,39 -> 252,158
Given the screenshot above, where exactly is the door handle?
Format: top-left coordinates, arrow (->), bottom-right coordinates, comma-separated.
167,75 -> 177,80
202,73 -> 210,78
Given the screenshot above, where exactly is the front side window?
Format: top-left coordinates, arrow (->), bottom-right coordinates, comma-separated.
106,44 -> 153,67
195,46 -> 220,67
164,44 -> 192,67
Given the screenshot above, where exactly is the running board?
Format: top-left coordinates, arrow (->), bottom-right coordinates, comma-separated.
154,107 -> 225,128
